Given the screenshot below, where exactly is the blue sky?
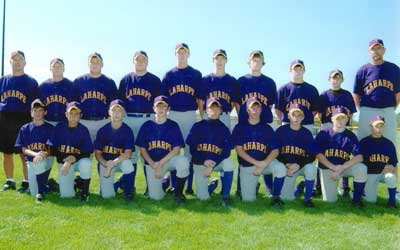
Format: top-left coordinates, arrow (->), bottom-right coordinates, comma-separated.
2,0 -> 399,114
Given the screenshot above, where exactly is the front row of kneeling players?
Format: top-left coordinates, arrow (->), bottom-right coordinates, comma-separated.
16,95 -> 398,208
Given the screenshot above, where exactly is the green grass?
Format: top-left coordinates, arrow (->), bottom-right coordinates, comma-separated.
1,141 -> 400,249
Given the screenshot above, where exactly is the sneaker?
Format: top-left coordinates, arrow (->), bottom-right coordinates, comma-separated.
312,188 -> 322,198
175,195 -> 186,205
47,178 -> 59,193
352,200 -> 364,210
185,189 -> 195,196
166,187 -> 176,194
80,193 -> 89,202
17,181 -> 29,193
271,197 -> 284,210
338,187 -> 351,198
386,202 -> 398,209
303,199 -> 316,208
74,176 -> 83,194
222,197 -> 232,207
35,194 -> 44,203
2,180 -> 16,191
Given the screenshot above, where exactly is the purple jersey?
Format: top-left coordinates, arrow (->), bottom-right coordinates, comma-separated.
94,122 -> 135,161
0,74 -> 39,112
353,61 -> 400,108
315,128 -> 361,169
136,119 -> 184,164
161,66 -> 202,111
187,119 -> 232,166
119,72 -> 161,114
39,78 -> 76,122
275,124 -> 317,167
15,122 -> 54,162
276,82 -> 319,125
47,122 -> 93,163
199,73 -> 240,113
238,74 -> 277,124
232,122 -> 278,167
73,74 -> 117,119
360,135 -> 398,174
318,89 -> 357,124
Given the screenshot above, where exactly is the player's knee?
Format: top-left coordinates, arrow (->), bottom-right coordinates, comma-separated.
221,158 -> 234,172
384,173 -> 397,188
353,163 -> 367,182
78,158 -> 92,179
120,159 -> 134,174
175,156 -> 190,178
274,162 -> 286,178
304,164 -> 317,180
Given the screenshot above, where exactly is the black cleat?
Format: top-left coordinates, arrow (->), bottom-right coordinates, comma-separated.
312,188 -> 322,198
294,181 -> 305,197
35,193 -> 44,203
235,190 -> 242,199
2,180 -> 16,191
303,199 -> 316,208
185,189 -> 195,196
271,197 -> 284,210
47,178 -> 59,193
222,197 -> 232,207
386,202 -> 398,209
17,181 -> 29,193
352,200 -> 364,210
175,195 -> 186,205
80,193 -> 89,202
125,194 -> 134,203
143,189 -> 149,197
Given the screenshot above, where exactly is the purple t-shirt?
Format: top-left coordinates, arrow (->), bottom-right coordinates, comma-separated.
318,89 -> 357,124
353,61 -> 400,108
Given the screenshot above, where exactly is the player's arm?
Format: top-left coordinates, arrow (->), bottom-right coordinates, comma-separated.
316,153 -> 336,171
275,109 -> 283,121
236,145 -> 262,166
95,149 -> 108,167
233,102 -> 240,115
340,154 -> 363,171
198,99 -> 205,119
139,147 -> 155,167
353,93 -> 361,108
396,93 -> 400,108
159,146 -> 181,166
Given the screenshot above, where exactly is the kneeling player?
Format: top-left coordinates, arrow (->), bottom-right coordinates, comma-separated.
136,96 -> 189,204
187,97 -> 234,207
15,99 -> 54,202
47,102 -> 93,201
232,97 -> 286,208
360,116 -> 398,208
278,104 -> 317,207
315,107 -> 367,208
95,100 -> 135,201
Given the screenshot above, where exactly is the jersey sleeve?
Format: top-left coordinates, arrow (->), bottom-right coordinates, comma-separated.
194,70 -> 202,99
80,127 -> 94,154
93,128 -> 104,151
171,122 -> 185,148
310,86 -> 320,112
231,124 -> 242,146
160,74 -> 170,97
135,123 -> 147,148
350,134 -> 361,156
315,131 -> 328,154
388,141 -> 398,166
14,126 -> 26,148
124,127 -> 135,152
268,80 -> 277,106
118,77 -> 127,101
108,78 -> 118,104
276,86 -> 286,113
353,68 -> 364,95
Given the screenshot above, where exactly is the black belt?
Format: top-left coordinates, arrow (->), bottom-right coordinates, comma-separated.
82,116 -> 107,121
127,113 -> 151,118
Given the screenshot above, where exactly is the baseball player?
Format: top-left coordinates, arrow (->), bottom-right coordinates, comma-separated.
95,99 -> 135,201
278,104 -> 317,208
73,52 -> 118,142
315,107 -> 367,208
136,96 -> 189,204
360,116 -> 397,208
116,51 -> 161,196
186,97 -> 234,207
0,50 -> 39,193
232,97 -> 286,208
276,59 -> 319,133
198,49 -> 240,128
47,102 -> 93,201
39,58 -> 76,125
318,69 -> 357,197
236,50 -> 278,198
161,43 -> 202,195
15,99 -> 54,203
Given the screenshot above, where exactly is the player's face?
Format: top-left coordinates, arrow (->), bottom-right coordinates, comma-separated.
154,102 -> 169,118
51,62 -> 64,78
291,65 -> 304,78
329,74 -> 343,90
10,54 -> 26,72
88,57 -> 103,74
109,106 -> 125,123
213,55 -> 227,70
289,111 -> 304,126
247,103 -> 262,120
66,109 -> 81,126
206,104 -> 222,120
248,57 -> 263,71
371,123 -> 384,138
176,48 -> 189,63
332,115 -> 348,130
368,45 -> 385,62
134,55 -> 148,72
31,107 -> 46,121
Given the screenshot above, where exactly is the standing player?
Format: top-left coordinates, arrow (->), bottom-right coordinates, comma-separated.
95,99 -> 135,201
315,107 -> 367,208
276,59 -> 319,133
187,97 -> 234,207
232,97 -> 286,208
360,116 -> 397,208
236,50 -> 278,198
47,102 -> 93,201
15,99 -> 53,203
73,52 -> 118,142
198,49 -> 240,128
39,58 -> 76,125
117,51 -> 161,195
278,104 -> 317,207
0,51 -> 39,192
136,96 -> 189,204
161,43 -> 202,195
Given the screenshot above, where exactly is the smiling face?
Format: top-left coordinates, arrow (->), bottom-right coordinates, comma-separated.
213,55 -> 227,71
332,115 -> 348,131
31,107 -> 46,121
369,44 -> 385,63
154,102 -> 169,119
109,105 -> 125,123
176,48 -> 189,64
288,110 -> 304,127
66,109 -> 81,127
51,61 -> 64,79
290,65 -> 304,79
370,123 -> 384,138
10,54 -> 26,73
329,73 -> 343,90
248,56 -> 263,71
247,102 -> 262,120
134,55 -> 148,72
88,57 -> 103,74
206,103 -> 222,120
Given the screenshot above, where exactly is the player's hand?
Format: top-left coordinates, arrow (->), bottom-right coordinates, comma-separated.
287,163 -> 300,177
329,170 -> 340,181
103,166 -> 112,178
33,154 -> 44,164
154,162 -> 163,179
60,162 -> 71,176
253,167 -> 263,176
105,160 -> 116,169
382,165 -> 396,175
204,166 -> 213,177
204,160 -> 216,168
254,161 -> 266,170
63,155 -> 76,164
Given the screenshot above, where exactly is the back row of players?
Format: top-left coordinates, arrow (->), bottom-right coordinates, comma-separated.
0,39 -> 399,208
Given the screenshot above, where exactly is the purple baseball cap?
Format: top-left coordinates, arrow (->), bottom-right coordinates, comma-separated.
369,39 -> 384,49
134,50 -> 148,60
369,115 -> 385,127
88,52 -> 103,62
11,50 -> 25,60
331,107 -> 348,120
246,97 -> 261,109
66,101 -> 82,113
290,59 -> 305,69
175,43 -> 189,53
154,95 -> 169,106
206,97 -> 221,108
109,99 -> 126,110
329,69 -> 343,78
50,58 -> 65,67
288,103 -> 305,116
213,49 -> 227,59
31,98 -> 46,110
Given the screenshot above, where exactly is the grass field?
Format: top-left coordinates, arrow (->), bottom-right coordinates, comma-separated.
0,136 -> 399,250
